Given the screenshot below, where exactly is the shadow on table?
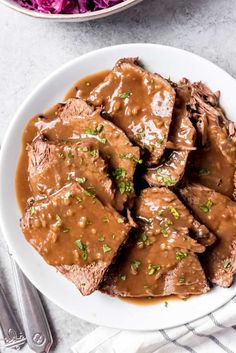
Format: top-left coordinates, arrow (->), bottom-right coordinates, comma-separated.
58,0 -> 213,33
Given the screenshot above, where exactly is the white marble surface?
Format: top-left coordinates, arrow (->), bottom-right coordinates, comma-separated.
1,0 -> 236,351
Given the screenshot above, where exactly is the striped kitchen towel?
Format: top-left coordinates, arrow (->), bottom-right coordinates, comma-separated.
71,296 -> 236,353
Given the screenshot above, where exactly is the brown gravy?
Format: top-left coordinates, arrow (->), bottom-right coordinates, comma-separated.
87,60 -> 176,165
16,72 -> 109,212
65,70 -> 110,101
122,295 -> 177,306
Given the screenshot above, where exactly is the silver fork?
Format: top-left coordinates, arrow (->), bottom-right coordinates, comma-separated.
11,258 -> 53,353
0,284 -> 26,350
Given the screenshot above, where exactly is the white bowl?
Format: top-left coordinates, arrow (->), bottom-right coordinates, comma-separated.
1,44 -> 236,331
0,0 -> 142,21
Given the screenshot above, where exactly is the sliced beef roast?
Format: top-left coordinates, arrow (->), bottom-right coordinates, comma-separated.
56,97 -> 94,120
137,187 -> 215,247
180,184 -> 236,287
21,182 -> 131,295
37,98 -> 140,211
28,138 -> 114,206
145,80 -> 196,187
88,58 -> 176,165
101,188 -> 209,297
188,82 -> 236,200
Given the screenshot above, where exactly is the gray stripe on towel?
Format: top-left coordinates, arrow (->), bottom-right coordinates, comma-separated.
160,329 -> 196,353
185,323 -> 234,353
208,313 -> 227,329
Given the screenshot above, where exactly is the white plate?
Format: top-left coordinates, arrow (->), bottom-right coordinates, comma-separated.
1,44 -> 236,331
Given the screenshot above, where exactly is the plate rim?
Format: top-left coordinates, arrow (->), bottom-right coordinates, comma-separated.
1,43 -> 236,331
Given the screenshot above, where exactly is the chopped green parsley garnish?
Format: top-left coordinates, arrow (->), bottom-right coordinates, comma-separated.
90,149 -> 98,158
96,124 -> 104,133
76,177 -> 86,184
176,251 -> 188,261
148,263 -> 161,275
156,138 -> 164,145
140,232 -> 148,241
84,124 -> 104,135
170,207 -> 180,220
67,150 -> 74,159
75,240 -> 88,261
139,232 -> 150,246
144,284 -> 151,289
102,216 -> 110,223
139,128 -> 146,139
131,260 -> 141,272
78,146 -> 89,152
75,239 -> 86,251
82,251 -> 88,261
103,244 -> 111,253
179,276 -> 185,284
120,274 -> 127,281
112,167 -> 127,179
118,181 -> 134,194
55,214 -> 62,227
223,259 -> 232,270
99,137 -> 107,144
119,153 -> 143,164
76,196 -> 82,203
62,228 -> 70,233
99,235 -> 105,242
118,217 -> 125,223
164,301 -> 168,307
200,200 -> 213,213
198,168 -> 210,176
29,206 -> 36,216
161,226 -> 169,237
119,91 -> 131,99
83,189 -> 95,197
156,174 -> 176,187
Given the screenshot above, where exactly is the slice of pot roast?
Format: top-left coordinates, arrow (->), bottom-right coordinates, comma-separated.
21,182 -> 131,295
88,58 -> 176,165
145,80 -> 196,187
36,98 -> 140,211
180,184 -> 236,287
101,187 -> 209,297
28,137 -> 114,206
188,82 -> 236,200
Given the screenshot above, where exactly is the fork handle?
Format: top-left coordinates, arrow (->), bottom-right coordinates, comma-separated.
11,259 -> 53,353
0,284 -> 26,349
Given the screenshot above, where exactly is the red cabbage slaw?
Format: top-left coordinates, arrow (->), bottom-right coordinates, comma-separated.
15,0 -> 124,14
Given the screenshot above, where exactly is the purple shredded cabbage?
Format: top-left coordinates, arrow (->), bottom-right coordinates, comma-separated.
93,0 -> 123,10
15,0 -> 124,13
